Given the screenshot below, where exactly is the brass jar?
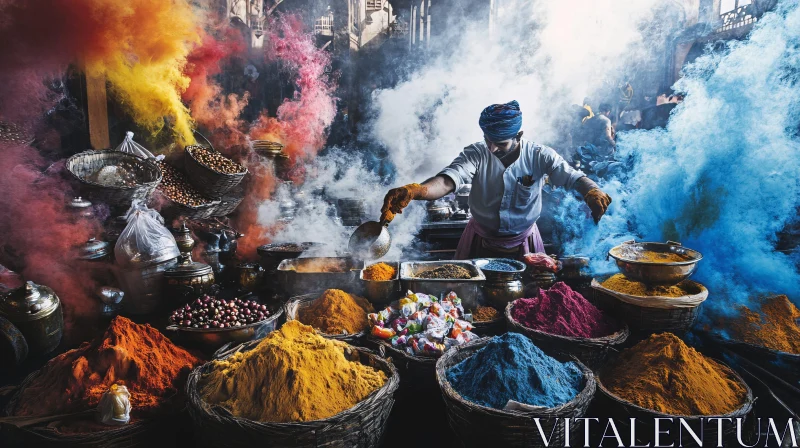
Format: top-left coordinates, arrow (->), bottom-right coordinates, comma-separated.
172,221 -> 195,255
0,281 -> 64,355
163,254 -> 215,305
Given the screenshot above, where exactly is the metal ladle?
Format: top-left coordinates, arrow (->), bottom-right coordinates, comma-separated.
348,220 -> 392,260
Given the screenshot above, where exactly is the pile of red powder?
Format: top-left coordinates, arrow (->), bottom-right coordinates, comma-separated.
512,282 -> 616,338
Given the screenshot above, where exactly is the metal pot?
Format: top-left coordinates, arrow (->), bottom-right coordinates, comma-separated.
0,281 -> 63,355
66,196 -> 94,220
78,238 -> 111,261
483,279 -> 525,309
426,200 -> 453,222
236,263 -> 263,292
172,220 -> 195,255
115,258 -> 178,315
256,242 -> 322,271
163,254 -> 215,305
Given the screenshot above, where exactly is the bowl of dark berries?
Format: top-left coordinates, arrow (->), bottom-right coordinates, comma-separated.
165,294 -> 283,352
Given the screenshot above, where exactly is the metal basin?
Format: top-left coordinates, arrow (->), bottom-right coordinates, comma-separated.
165,307 -> 283,353
608,240 -> 703,285
359,261 -> 401,305
400,261 -> 485,309
256,242 -> 326,270
277,257 -> 362,297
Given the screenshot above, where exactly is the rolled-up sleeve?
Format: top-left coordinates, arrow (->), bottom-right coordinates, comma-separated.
438,145 -> 480,192
536,145 -> 585,189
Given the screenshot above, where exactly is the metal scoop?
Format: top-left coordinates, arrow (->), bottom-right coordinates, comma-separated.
348,220 -> 392,260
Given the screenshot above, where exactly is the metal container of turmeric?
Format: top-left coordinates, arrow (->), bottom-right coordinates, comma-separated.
359,261 -> 400,304
608,240 -> 702,285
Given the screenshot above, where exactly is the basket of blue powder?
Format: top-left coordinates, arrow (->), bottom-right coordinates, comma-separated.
437,333 -> 595,448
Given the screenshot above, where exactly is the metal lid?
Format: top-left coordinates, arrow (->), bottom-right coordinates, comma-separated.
67,196 -> 92,209
0,281 -> 61,322
164,253 -> 213,278
79,238 -> 110,260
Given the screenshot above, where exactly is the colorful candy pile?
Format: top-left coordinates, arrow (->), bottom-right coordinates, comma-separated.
369,291 -> 480,357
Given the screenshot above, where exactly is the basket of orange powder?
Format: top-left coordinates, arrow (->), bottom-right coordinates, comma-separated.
284,289 -> 375,345
595,333 -> 754,446
0,316 -> 202,447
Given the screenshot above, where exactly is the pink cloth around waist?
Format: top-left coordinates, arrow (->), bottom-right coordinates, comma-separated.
454,218 -> 544,259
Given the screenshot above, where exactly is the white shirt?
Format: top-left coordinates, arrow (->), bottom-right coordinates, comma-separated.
439,139 -> 585,236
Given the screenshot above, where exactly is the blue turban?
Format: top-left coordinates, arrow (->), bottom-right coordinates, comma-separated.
479,100 -> 522,142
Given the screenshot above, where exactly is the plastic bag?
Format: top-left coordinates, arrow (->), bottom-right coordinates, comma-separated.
114,131 -> 163,160
97,384 -> 131,425
114,201 -> 179,267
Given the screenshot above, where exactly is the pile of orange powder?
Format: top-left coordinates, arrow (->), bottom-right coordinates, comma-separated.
729,295 -> 800,354
14,316 -> 201,416
362,262 -> 396,281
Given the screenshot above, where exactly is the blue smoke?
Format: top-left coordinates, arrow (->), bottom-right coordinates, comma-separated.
560,1 -> 800,313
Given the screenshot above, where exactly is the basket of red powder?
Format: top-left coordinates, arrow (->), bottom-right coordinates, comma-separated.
285,289 -> 375,345
505,282 -> 628,368
2,316 -> 202,446
596,333 -> 754,446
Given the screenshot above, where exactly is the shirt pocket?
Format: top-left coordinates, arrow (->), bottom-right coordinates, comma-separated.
512,180 -> 539,210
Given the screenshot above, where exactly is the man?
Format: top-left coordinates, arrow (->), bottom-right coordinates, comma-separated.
582,102 -> 615,154
640,91 -> 682,130
379,100 -> 612,260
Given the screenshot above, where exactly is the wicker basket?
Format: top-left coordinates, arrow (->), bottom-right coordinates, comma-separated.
595,360 -> 754,446
211,184 -> 245,217
66,151 -> 162,212
186,341 -> 399,448
367,338 -> 440,392
436,338 -> 596,448
471,314 -> 506,337
184,145 -> 247,198
505,301 -> 629,369
590,279 -> 701,335
159,196 -> 220,220
2,370 -> 183,448
284,294 -> 367,345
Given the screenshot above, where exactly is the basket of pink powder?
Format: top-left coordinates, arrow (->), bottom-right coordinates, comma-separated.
505,282 -> 628,368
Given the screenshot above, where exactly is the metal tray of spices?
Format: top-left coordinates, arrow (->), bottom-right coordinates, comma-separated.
277,257 -> 363,297
400,261 -> 485,309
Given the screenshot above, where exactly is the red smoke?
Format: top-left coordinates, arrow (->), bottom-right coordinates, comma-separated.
0,143 -> 107,340
183,29 -> 251,152
236,15 -> 338,257
250,15 -> 338,160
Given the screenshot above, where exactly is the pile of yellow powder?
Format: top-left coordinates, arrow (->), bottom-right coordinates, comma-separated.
199,320 -> 386,422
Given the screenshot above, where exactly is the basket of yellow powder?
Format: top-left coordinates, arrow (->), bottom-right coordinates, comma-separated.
285,289 -> 375,344
590,274 -> 707,335
596,333 -> 753,446
359,262 -> 400,304
187,320 -> 398,448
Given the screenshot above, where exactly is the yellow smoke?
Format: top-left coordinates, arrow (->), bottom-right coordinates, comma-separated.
83,0 -> 202,145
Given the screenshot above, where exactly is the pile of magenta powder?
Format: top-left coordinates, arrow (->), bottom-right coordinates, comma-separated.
511,282 -> 616,338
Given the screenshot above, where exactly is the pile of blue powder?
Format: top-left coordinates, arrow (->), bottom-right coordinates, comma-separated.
480,259 -> 519,272
446,333 -> 583,409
